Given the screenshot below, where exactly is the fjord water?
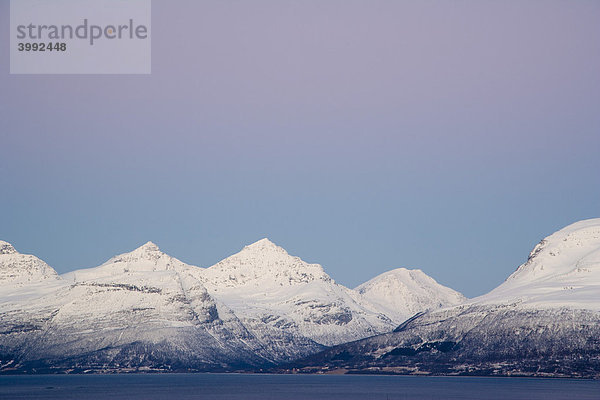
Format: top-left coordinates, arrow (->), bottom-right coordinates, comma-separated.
1,374 -> 598,400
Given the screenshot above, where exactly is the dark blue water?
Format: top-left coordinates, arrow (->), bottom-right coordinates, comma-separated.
0,374 -> 598,399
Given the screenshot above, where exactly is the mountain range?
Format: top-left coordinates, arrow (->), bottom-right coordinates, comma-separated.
0,238 -> 463,373
287,219 -> 600,378
2,218 -> 598,377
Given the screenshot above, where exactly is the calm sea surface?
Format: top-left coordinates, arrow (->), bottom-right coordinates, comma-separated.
0,374 -> 598,400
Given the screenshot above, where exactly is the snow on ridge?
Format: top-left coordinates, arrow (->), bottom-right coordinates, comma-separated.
0,240 -> 17,255
243,238 -> 286,253
460,218 -> 600,311
201,238 -> 396,347
355,267 -> 466,324
502,218 -> 600,285
203,238 -> 330,289
64,241 -> 202,283
0,241 -> 60,285
138,240 -> 160,251
2,220 -> 600,373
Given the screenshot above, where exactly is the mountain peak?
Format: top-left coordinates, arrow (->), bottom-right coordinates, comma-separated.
137,241 -> 160,252
504,218 -> 600,286
0,241 -> 17,255
0,241 -> 59,284
204,238 -> 330,288
243,238 -> 287,254
387,267 -> 424,276
65,241 -> 196,282
356,267 -> 466,323
111,240 -> 178,265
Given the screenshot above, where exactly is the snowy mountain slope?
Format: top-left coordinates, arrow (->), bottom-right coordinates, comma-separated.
200,239 -> 396,347
61,241 -> 199,281
0,243 -> 281,372
0,238 -> 468,373
289,219 -> 600,378
481,218 -> 600,310
0,241 -> 59,285
66,240 -> 326,362
355,268 -> 466,324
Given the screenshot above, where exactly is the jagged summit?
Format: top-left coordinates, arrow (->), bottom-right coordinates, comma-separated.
107,241 -> 168,264
203,238 -> 329,288
125,241 -> 164,255
64,241 -> 199,282
138,241 -> 160,251
242,238 -> 288,254
0,241 -> 59,284
0,241 -> 17,255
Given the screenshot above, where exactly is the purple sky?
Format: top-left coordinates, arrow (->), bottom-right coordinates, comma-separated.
1,0 -> 599,297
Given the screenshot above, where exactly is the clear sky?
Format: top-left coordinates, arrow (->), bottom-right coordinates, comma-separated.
1,1 -> 599,297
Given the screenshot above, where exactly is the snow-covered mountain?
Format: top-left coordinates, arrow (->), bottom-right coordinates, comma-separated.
62,241 -> 198,281
0,238 -> 465,373
0,241 -> 59,285
355,268 -> 466,324
290,219 -> 600,378
0,242 -> 277,372
200,239 -> 396,347
481,218 -> 600,310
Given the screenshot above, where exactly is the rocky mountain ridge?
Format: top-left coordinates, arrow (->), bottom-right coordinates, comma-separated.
0,238 -> 463,373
